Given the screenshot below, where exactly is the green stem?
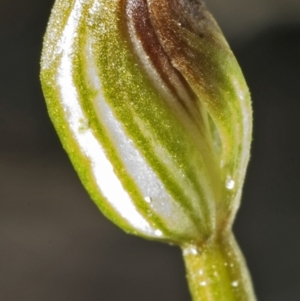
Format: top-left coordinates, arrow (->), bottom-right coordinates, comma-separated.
182,232 -> 256,301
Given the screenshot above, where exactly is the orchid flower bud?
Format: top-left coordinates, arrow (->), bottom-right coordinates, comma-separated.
41,1 -> 256,299
41,0 -> 251,244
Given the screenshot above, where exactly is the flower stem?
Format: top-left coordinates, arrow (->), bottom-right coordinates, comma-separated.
182,232 -> 256,301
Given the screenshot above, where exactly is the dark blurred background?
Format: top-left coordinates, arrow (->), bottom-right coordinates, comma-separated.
0,0 -> 300,300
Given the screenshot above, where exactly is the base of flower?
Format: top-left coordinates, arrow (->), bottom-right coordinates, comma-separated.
181,232 -> 256,301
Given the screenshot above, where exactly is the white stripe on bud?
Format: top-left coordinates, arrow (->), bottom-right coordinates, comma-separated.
56,0 -> 158,236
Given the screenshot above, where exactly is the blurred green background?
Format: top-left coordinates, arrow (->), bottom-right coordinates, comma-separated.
0,0 -> 300,300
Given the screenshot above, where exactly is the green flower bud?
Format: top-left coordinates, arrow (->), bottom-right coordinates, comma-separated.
40,0 -> 251,246
41,1 -> 257,300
